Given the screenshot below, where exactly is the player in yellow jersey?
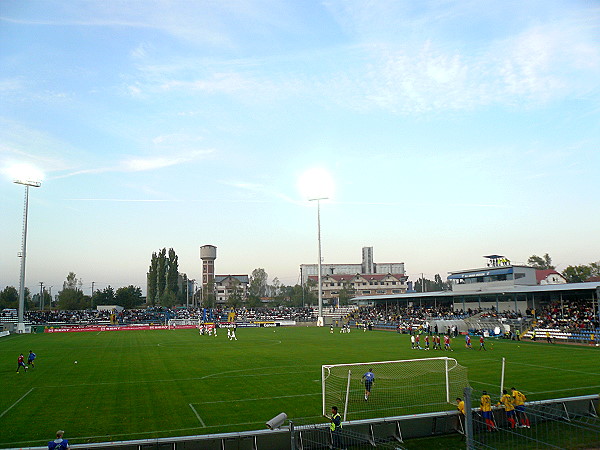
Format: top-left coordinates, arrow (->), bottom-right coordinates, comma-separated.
511,387 -> 530,428
480,391 -> 497,431
456,397 -> 466,434
497,389 -> 517,428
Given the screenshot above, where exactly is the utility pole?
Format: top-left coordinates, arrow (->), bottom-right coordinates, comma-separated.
48,286 -> 53,307
91,281 -> 95,309
39,282 -> 44,310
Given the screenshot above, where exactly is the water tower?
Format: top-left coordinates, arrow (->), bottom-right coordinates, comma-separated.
200,245 -> 217,289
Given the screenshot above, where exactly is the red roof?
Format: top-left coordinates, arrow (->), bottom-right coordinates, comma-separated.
586,276 -> 600,282
535,269 -> 564,283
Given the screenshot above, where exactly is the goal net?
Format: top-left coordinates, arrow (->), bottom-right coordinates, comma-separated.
322,357 -> 469,421
167,319 -> 198,329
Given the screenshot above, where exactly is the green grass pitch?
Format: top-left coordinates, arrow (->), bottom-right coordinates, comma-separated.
1,327 -> 598,448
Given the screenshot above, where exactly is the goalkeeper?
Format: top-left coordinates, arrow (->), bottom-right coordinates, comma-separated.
362,368 -> 375,401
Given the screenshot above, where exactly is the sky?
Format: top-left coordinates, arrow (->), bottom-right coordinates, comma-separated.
1,0 -> 599,297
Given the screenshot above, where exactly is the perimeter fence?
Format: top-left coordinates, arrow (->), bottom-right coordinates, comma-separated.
464,389 -> 599,450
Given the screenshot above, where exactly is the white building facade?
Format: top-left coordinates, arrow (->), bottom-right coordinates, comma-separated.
301,247 -> 407,303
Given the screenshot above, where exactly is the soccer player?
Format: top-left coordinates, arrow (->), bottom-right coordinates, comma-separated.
456,397 -> 465,433
16,353 -> 28,373
480,391 -> 497,431
465,334 -> 472,349
424,334 -> 430,350
479,335 -> 486,351
410,334 -> 416,349
415,334 -> 421,350
434,334 -> 441,350
444,334 -> 453,351
497,389 -> 517,428
362,368 -> 375,401
48,430 -> 70,449
511,387 -> 531,428
230,326 -> 237,341
28,350 -> 37,368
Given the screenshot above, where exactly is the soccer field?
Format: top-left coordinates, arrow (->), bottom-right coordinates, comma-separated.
1,327 -> 598,448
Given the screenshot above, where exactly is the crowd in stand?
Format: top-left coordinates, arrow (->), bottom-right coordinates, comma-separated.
16,306 -> 316,326
3,301 -> 596,333
350,304 -> 470,326
533,301 -> 599,331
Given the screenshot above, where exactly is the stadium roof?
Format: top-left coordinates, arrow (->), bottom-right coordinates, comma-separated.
352,281 -> 600,302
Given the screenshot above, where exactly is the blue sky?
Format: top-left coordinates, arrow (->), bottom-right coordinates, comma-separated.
1,0 -> 599,296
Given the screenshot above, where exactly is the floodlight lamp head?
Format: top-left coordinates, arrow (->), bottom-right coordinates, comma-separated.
266,412 -> 287,430
14,179 -> 42,187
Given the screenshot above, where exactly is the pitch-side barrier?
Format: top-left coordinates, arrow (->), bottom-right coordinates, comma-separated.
15,394 -> 598,450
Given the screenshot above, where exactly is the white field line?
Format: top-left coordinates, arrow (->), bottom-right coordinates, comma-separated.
188,403 -> 206,427
507,361 -> 600,376
0,388 -> 34,419
198,392 -> 321,405
528,385 -> 600,396
39,365 -> 317,388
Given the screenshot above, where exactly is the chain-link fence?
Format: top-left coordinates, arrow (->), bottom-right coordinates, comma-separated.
464,388 -> 599,449
290,420 -> 406,449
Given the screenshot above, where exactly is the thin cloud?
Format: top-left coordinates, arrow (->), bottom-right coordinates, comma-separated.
65,198 -> 175,202
56,149 -> 214,178
223,180 -> 299,205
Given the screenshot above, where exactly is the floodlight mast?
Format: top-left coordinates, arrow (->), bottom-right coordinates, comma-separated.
309,197 -> 327,326
14,179 -> 42,333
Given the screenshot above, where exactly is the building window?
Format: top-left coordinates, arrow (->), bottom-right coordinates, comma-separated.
392,290 -> 401,294
376,290 -> 385,294
363,290 -> 371,294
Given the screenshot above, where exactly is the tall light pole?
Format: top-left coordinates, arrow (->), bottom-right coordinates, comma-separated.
309,197 -> 327,326
14,178 -> 42,333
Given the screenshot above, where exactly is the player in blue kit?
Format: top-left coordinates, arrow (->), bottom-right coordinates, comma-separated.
28,350 -> 36,368
362,368 -> 375,401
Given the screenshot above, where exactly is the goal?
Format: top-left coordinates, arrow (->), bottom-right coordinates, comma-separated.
322,357 -> 469,421
167,319 -> 198,329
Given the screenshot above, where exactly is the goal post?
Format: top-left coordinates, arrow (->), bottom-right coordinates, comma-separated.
322,357 -> 469,421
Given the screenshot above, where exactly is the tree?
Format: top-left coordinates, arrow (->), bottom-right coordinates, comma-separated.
0,286 -> 19,309
249,268 -> 268,298
246,294 -> 262,308
95,286 -> 115,305
527,253 -> 555,270
57,288 -> 86,310
562,265 -> 593,283
160,290 -> 176,308
270,277 -> 282,298
63,272 -> 82,291
338,282 -> 356,306
589,261 -> 600,278
147,252 -> 158,305
166,248 -> 179,299
148,248 -> 181,307
157,248 -> 167,300
202,281 -> 216,308
227,285 -> 242,308
433,274 -> 451,291
115,286 -> 143,308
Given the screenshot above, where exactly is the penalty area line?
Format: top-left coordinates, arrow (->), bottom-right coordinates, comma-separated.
0,388 -> 34,419
189,403 -> 206,427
